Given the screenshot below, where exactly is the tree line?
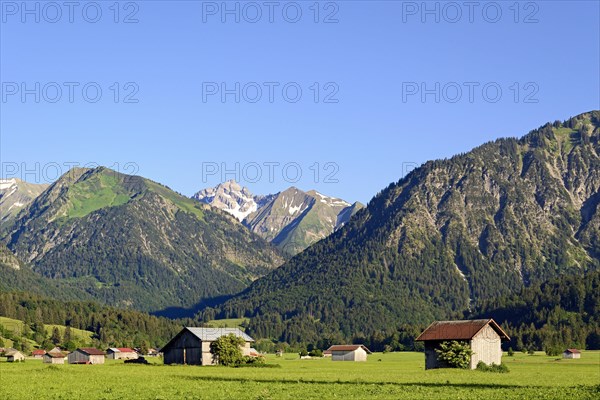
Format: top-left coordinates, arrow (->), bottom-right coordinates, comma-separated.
0,291 -> 187,351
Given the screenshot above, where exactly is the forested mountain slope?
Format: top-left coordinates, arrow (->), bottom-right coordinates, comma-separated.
2,167 -> 283,312
200,111 -> 600,344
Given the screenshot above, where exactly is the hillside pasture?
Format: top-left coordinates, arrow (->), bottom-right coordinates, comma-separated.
0,351 -> 598,399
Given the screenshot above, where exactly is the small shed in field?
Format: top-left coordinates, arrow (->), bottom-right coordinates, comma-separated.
43,352 -> 65,364
32,349 -> 46,358
416,319 -> 510,370
5,350 -> 25,362
327,345 -> 371,362
68,348 -> 105,364
563,349 -> 581,359
107,347 -> 138,360
161,327 -> 254,366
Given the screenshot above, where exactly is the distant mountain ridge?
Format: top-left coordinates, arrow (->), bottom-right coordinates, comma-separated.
2,167 -> 283,312
0,178 -> 48,229
194,181 -> 363,255
193,180 -> 275,222
200,111 -> 600,344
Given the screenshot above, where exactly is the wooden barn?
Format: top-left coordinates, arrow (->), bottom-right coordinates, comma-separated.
5,349 -> 25,362
416,319 -> 510,370
327,345 -> 371,362
68,348 -> 105,364
161,327 -> 254,366
107,347 -> 138,360
43,352 -> 65,364
563,349 -> 581,359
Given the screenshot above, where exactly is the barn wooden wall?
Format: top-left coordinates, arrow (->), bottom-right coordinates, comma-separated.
469,325 -> 502,369
163,330 -> 203,365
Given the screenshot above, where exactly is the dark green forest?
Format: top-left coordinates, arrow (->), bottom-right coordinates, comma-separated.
0,291 -> 185,350
474,270 -> 600,353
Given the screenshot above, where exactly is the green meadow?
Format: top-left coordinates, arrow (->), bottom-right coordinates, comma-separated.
1,351 -> 598,399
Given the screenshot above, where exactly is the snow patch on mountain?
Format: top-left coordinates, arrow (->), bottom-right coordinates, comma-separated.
0,179 -> 17,190
192,180 -> 262,222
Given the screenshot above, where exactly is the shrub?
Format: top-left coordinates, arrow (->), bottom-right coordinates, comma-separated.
299,350 -> 308,357
244,355 -> 266,365
476,361 -> 510,373
210,334 -> 245,366
435,341 -> 473,369
527,349 -> 535,355
545,346 -> 562,357
308,349 -> 323,357
507,347 -> 514,356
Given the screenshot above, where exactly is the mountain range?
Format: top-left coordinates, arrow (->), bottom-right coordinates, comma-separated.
194,181 -> 364,255
1,167 -> 283,312
1,111 -> 598,342
200,111 -> 600,344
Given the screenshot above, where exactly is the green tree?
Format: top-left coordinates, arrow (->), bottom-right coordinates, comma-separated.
140,340 -> 149,355
63,340 -> 78,352
435,341 -> 473,369
63,326 -> 72,343
50,327 -> 61,345
210,334 -> 245,366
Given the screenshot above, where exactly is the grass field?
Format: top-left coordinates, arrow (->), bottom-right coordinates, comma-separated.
0,351 -> 598,399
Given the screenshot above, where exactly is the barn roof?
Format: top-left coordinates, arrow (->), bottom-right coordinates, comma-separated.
415,319 -> 510,342
186,327 -> 254,342
32,349 -> 46,355
564,348 -> 581,354
77,348 -> 105,356
160,327 -> 254,352
45,352 -> 65,358
327,345 -> 372,354
108,347 -> 136,353
4,349 -> 22,357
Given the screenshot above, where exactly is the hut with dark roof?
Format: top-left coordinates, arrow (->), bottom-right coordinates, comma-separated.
67,348 -> 105,364
415,319 -> 510,370
43,352 -> 65,364
161,327 -> 254,366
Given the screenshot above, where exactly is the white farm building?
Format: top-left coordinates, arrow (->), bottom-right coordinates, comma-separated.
326,345 -> 371,362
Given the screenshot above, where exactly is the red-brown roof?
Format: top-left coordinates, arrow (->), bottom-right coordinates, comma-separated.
415,319 -> 510,342
565,348 -> 581,354
327,345 -> 372,354
114,348 -> 135,353
78,348 -> 105,356
32,350 -> 46,355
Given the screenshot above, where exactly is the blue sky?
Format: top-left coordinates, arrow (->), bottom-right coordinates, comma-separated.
1,1 -> 599,203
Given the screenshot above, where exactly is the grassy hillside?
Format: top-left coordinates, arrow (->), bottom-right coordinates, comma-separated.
0,316 -> 94,351
65,172 -> 131,219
